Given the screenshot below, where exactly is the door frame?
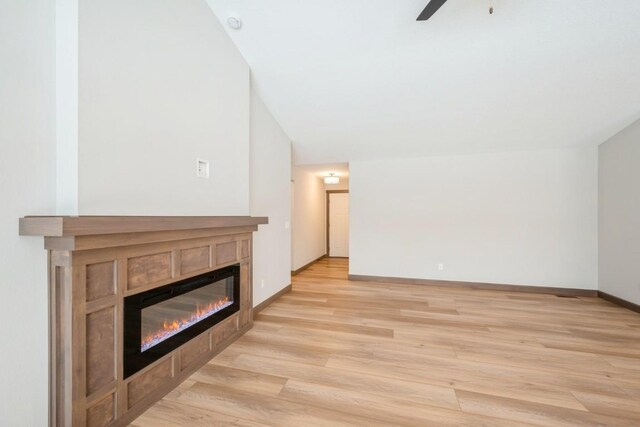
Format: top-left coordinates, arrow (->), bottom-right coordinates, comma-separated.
326,190 -> 349,258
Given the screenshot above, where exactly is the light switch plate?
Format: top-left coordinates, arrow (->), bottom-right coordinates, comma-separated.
196,158 -> 210,178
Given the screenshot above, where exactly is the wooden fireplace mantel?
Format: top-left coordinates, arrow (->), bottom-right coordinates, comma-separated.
20,215 -> 267,427
20,215 -> 268,237
20,216 -> 268,252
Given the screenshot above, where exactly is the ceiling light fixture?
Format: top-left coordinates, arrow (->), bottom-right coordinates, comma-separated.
227,16 -> 242,30
324,173 -> 340,185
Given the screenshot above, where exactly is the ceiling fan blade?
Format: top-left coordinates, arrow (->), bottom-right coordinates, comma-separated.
417,0 -> 448,21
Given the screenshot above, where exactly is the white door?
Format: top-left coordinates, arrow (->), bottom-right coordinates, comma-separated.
329,193 -> 349,257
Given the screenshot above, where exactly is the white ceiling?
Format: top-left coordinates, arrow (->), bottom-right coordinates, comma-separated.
296,163 -> 349,179
206,0 -> 640,165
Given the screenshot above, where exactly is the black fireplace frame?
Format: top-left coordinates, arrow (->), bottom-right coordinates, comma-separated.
123,264 -> 240,379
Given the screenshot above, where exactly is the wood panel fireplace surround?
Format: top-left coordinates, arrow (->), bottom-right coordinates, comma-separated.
19,216 -> 268,426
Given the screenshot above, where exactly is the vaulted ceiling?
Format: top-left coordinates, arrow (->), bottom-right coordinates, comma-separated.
206,0 -> 640,164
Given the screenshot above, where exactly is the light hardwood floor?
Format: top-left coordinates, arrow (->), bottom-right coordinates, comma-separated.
133,257 -> 640,426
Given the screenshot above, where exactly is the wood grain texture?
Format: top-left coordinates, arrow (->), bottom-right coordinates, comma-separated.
291,254 -> 326,276
240,239 -> 250,259
51,257 -> 73,426
240,264 -> 251,308
239,261 -> 253,331
127,252 -> 172,290
253,285 -> 292,316
86,307 -> 115,396
128,357 -> 175,410
85,261 -> 115,302
180,246 -> 210,275
212,315 -> 239,348
19,215 -> 268,237
44,226 -> 259,252
179,333 -> 211,372
216,241 -> 238,265
86,393 -> 115,427
136,257 -> 640,427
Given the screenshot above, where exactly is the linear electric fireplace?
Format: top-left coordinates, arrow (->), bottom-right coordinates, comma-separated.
20,215 -> 267,426
124,264 -> 240,378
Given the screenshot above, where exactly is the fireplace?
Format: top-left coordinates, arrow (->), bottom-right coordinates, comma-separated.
20,215 -> 266,426
124,264 -> 240,378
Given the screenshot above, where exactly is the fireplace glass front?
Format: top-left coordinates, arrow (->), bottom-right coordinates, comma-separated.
124,264 -> 240,378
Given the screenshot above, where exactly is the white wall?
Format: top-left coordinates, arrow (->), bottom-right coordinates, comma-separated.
292,167 -> 326,270
77,0 -> 250,215
56,0 -> 79,214
599,119 -> 640,305
0,1 -> 57,424
250,89 -> 292,305
350,148 -> 598,289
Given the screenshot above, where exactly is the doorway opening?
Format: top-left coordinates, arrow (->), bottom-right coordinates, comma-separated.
291,163 -> 349,276
327,190 -> 349,258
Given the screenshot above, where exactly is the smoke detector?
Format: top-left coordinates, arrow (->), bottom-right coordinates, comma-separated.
227,16 -> 242,30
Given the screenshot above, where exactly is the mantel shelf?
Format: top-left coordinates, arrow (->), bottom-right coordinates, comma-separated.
19,215 -> 268,237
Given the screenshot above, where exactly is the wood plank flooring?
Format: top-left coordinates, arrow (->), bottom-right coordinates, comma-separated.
133,258 -> 640,426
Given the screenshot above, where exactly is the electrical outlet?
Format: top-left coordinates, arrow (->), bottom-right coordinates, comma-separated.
438,263 -> 444,271
196,158 -> 210,178
260,279 -> 265,289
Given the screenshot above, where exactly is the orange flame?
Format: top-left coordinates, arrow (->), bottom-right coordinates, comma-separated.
141,296 -> 231,351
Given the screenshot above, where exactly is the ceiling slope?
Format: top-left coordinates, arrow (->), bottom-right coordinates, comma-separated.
206,0 -> 640,164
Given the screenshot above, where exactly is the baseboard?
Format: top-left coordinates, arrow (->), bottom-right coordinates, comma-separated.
598,291 -> 640,314
348,274 -> 597,297
253,284 -> 292,317
291,254 -> 326,276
